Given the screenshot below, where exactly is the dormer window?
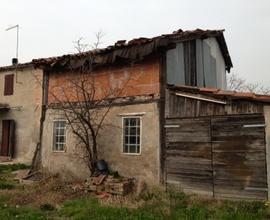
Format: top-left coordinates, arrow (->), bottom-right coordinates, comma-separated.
4,74 -> 14,96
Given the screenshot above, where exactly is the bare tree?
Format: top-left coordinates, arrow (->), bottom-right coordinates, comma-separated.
227,73 -> 270,95
31,31 -> 129,175
90,30 -> 105,50
73,30 -> 105,53
49,63 -> 130,173
72,37 -> 89,53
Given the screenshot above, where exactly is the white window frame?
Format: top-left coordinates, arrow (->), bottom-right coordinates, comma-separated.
52,119 -> 67,152
122,116 -> 142,155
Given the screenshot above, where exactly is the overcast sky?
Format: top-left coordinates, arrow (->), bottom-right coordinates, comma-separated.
0,0 -> 269,86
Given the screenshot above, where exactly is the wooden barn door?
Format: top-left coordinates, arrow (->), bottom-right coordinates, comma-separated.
165,115 -> 268,200
211,115 -> 267,200
1,120 -> 15,157
165,118 -> 213,196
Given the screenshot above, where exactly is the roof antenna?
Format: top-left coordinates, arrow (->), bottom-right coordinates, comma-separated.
5,24 -> 21,83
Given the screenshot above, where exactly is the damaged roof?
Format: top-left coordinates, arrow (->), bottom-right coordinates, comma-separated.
168,85 -> 270,103
0,62 -> 33,72
32,29 -> 232,71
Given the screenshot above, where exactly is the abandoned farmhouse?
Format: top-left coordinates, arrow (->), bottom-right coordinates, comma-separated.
1,29 -> 270,201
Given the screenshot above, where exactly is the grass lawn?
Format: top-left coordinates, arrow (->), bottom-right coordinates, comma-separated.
0,163 -> 269,220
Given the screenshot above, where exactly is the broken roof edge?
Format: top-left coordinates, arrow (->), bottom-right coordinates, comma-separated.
0,62 -> 34,72
31,29 -> 232,71
0,29 -> 233,72
168,84 -> 270,104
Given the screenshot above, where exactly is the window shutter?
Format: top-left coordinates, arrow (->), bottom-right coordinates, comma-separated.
1,120 -> 10,156
4,74 -> 14,96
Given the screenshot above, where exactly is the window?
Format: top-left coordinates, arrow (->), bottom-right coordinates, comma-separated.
53,120 -> 67,151
123,117 -> 141,154
4,74 -> 14,96
166,39 -> 225,89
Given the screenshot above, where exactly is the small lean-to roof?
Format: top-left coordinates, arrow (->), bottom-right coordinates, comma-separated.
168,85 -> 270,103
0,103 -> 10,112
31,29 -> 232,71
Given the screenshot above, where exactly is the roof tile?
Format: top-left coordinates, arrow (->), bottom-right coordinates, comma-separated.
199,87 -> 219,93
232,92 -> 255,98
0,29 -> 233,72
215,90 -> 235,96
30,29 -> 232,69
168,85 -> 270,103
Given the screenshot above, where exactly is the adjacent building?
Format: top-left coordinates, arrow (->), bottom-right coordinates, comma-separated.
0,63 -> 43,163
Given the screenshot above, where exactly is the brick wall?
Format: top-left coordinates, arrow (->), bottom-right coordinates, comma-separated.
48,57 -> 160,104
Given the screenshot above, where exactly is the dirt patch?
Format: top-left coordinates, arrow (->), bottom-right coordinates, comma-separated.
0,175 -> 87,209
98,193 -> 143,209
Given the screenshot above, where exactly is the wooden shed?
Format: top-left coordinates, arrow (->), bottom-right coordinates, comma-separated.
164,85 -> 270,200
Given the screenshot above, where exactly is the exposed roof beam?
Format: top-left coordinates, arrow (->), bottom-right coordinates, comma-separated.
175,92 -> 227,105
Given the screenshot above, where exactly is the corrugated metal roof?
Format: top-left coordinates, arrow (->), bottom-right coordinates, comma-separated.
168,85 -> 270,103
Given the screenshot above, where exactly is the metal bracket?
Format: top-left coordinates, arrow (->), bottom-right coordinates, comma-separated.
164,125 -> 180,128
243,124 -> 266,128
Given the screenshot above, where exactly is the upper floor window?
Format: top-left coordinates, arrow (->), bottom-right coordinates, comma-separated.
53,120 -> 67,152
4,74 -> 14,96
123,117 -> 141,154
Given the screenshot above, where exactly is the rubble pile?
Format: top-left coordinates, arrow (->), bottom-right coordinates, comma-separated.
85,175 -> 134,196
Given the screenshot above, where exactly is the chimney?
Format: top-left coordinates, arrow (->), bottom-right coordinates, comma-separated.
12,58 -> 18,66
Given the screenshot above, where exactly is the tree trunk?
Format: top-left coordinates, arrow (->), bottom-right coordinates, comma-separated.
90,136 -> 98,174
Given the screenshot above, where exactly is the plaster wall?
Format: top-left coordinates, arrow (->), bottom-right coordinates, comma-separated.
41,102 -> 161,184
0,67 -> 43,163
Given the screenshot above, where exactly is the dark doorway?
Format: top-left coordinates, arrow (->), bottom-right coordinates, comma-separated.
1,120 -> 15,157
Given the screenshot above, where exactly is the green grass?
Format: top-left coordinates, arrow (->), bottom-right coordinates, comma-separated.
0,182 -> 15,190
0,163 -> 29,174
212,200 -> 268,220
0,165 -> 269,219
0,163 -> 48,219
0,203 -> 49,220
0,192 -> 269,220
0,163 -> 29,190
59,197 -> 164,220
57,193 -> 270,220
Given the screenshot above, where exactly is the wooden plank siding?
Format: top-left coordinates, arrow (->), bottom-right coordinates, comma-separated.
165,90 -> 264,118
165,118 -> 214,196
211,115 -> 267,200
165,115 -> 268,200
